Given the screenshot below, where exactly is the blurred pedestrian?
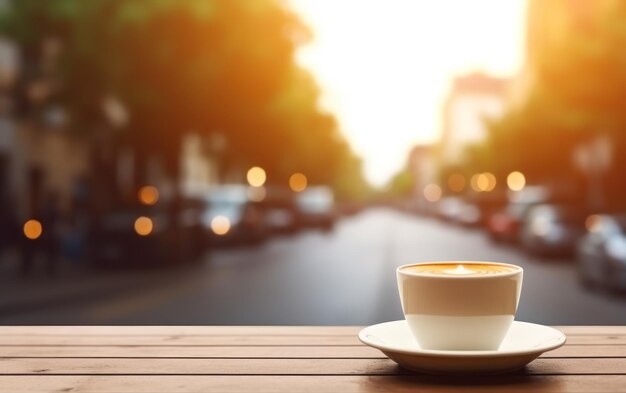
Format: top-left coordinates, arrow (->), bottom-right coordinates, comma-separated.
39,192 -> 61,276
0,195 -> 18,258
18,220 -> 36,277
61,210 -> 87,265
19,192 -> 61,277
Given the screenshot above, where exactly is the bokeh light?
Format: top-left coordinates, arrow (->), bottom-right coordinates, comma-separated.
423,183 -> 442,202
447,173 -> 466,192
470,174 -> 480,192
289,173 -> 308,192
585,215 -> 601,233
138,186 -> 159,205
246,166 -> 267,187
134,216 -> 153,236
247,186 -> 267,202
484,172 -> 497,191
23,219 -> 43,240
471,172 -> 496,192
211,215 -> 231,235
507,171 -> 526,191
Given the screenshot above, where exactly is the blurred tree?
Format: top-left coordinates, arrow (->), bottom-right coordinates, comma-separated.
0,0 -> 367,199
483,0 -> 626,205
383,168 -> 413,197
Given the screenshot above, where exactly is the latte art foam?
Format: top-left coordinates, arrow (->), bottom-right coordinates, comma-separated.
403,263 -> 517,277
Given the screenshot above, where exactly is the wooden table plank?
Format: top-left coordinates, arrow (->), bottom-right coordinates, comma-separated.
553,326 -> 626,335
0,326 -> 626,337
1,325 -> 623,336
0,335 -> 363,346
564,335 -> 626,345
0,326 -> 362,336
0,358 -> 624,375
1,344 -> 624,358
0,334 -> 622,346
0,326 -> 624,393
1,375 -> 626,393
0,345 -> 384,358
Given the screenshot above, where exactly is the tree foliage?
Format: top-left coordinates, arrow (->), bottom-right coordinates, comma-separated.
0,0 -> 367,196
484,0 -> 626,199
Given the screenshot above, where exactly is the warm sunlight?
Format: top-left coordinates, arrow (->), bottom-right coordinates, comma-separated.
289,0 -> 527,186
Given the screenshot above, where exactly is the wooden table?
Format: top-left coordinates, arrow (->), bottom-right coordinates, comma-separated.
0,326 -> 624,392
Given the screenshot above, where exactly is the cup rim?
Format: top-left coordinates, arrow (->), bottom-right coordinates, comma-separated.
397,261 -> 523,279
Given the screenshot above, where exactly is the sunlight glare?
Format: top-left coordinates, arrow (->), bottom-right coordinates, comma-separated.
289,0 -> 526,186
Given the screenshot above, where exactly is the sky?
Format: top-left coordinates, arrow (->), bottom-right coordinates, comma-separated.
288,0 -> 527,186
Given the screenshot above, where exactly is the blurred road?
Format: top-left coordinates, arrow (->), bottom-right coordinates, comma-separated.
2,208 -> 626,325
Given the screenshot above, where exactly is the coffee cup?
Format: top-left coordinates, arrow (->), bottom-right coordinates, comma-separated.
397,261 -> 523,351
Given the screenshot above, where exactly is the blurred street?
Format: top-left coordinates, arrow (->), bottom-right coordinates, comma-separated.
2,207 -> 625,326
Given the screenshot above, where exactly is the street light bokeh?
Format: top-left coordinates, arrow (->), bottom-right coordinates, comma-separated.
138,186 -> 159,206
507,171 -> 526,192
134,217 -> 153,236
289,173 -> 308,192
423,183 -> 442,202
247,167 -> 267,187
471,172 -> 496,192
23,219 -> 43,240
211,215 -> 231,235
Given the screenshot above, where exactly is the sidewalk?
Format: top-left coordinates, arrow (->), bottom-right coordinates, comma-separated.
0,252 -> 194,320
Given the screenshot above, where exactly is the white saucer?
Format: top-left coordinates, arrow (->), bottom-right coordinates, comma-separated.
358,320 -> 566,375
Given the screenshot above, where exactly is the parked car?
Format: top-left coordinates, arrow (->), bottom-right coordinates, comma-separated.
520,204 -> 588,256
487,186 -> 549,242
295,186 -> 335,230
468,190 -> 508,227
172,196 -> 208,260
89,199 -> 197,267
258,187 -> 299,234
577,214 -> 626,293
487,201 -> 537,242
436,197 -> 464,222
202,185 -> 266,245
456,201 -> 482,227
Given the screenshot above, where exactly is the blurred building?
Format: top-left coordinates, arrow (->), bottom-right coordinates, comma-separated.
96,131 -> 221,207
11,124 -> 89,219
0,37 -> 90,221
180,133 -> 220,197
0,35 -> 221,223
440,72 -> 509,166
408,145 -> 437,200
509,0 -> 596,107
509,0 -> 608,207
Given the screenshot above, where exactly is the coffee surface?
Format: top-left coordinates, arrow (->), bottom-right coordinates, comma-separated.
402,263 -> 518,277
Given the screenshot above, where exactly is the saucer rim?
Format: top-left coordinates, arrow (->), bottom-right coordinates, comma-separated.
358,320 -> 566,358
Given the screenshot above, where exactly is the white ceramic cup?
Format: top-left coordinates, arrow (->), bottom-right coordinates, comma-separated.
397,261 -> 523,351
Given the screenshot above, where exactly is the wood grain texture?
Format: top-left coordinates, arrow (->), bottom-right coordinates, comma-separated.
0,375 -> 626,393
0,345 -> 384,358
1,344 -> 623,358
0,357 -> 625,375
0,325 -> 621,336
0,326 -> 624,393
0,326 -> 362,336
0,334 -> 622,346
0,335 -> 363,346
